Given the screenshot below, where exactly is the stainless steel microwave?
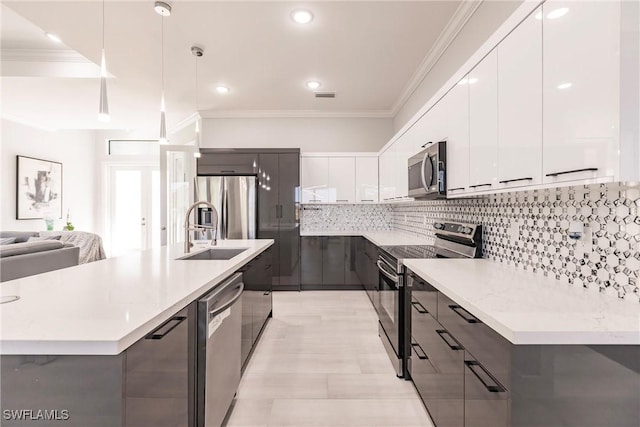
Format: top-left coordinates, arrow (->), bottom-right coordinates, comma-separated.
407,141 -> 446,199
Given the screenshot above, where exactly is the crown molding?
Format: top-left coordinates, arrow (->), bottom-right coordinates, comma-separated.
1,113 -> 58,132
168,112 -> 200,134
0,48 -> 90,63
390,0 -> 483,116
198,109 -> 394,119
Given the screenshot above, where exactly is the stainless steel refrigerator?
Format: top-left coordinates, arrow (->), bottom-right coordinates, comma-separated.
195,176 -> 257,240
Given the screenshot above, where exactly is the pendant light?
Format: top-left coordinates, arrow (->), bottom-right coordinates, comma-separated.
155,2 -> 171,144
191,46 -> 203,158
98,0 -> 109,122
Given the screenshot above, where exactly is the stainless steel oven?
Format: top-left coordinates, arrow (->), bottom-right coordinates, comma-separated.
407,141 -> 446,199
376,252 -> 403,376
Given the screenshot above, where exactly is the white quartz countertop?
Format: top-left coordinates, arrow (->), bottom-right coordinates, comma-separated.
300,230 -> 431,246
0,239 -> 273,355
403,259 -> 640,345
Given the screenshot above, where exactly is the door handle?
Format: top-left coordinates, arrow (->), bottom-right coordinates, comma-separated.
465,360 -> 506,393
436,329 -> 464,350
146,316 -> 186,340
449,305 -> 481,323
546,168 -> 598,177
411,300 -> 428,314
411,341 -> 428,360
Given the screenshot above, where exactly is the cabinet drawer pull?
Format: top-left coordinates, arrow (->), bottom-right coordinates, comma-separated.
336,199 -> 349,202
546,168 -> 598,177
436,329 -> 464,350
360,199 -> 374,202
421,141 -> 434,148
221,170 -> 236,174
411,341 -> 428,359
499,177 -> 533,184
146,316 -> 186,340
448,187 -> 465,191
309,199 -> 321,202
469,183 -> 492,188
465,360 -> 506,393
264,264 -> 272,269
263,291 -> 271,295
449,304 -> 481,323
411,300 -> 429,314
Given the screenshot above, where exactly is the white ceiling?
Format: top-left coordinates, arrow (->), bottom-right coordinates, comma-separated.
1,1 -> 466,131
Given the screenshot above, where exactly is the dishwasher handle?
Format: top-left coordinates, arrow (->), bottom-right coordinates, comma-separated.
208,282 -> 244,319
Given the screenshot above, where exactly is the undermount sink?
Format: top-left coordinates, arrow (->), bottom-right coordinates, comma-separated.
178,248 -> 247,261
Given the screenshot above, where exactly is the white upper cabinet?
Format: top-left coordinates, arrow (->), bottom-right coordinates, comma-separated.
301,157 -> 329,203
393,138 -> 413,199
497,6 -> 542,188
328,157 -> 356,203
355,157 -> 379,202
468,49 -> 498,190
443,81 -> 470,195
379,149 -> 395,201
542,0 -> 621,183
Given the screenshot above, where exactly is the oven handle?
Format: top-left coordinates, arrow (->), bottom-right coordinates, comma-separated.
377,259 -> 399,285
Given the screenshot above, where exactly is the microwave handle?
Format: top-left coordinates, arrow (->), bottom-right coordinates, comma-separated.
421,152 -> 430,191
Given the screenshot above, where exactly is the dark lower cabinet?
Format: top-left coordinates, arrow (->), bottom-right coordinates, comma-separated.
300,236 -> 362,289
301,237 -> 322,286
355,237 -> 378,306
240,248 -> 273,369
407,268 -> 640,427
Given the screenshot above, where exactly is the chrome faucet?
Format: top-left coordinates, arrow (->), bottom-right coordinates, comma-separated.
184,200 -> 218,253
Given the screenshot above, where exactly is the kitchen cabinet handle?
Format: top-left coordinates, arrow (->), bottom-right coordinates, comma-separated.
436,329 -> 464,350
309,199 -> 321,202
411,300 -> 429,314
448,187 -> 465,191
411,341 -> 428,359
336,199 -> 349,202
469,183 -> 492,189
421,141 -> 434,148
360,199 -> 374,202
499,177 -> 533,184
264,264 -> 272,269
546,168 -> 598,177
221,170 -> 236,174
449,305 -> 481,323
465,360 -> 506,393
263,291 -> 271,295
146,316 -> 186,340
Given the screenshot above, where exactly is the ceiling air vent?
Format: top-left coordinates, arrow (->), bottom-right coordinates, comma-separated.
315,92 -> 336,98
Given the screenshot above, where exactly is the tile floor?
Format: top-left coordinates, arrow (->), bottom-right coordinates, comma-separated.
224,291 -> 433,427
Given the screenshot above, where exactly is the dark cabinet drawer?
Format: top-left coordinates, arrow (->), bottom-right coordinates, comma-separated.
198,153 -> 258,175
437,292 -> 511,388
464,351 -> 509,427
407,271 -> 438,317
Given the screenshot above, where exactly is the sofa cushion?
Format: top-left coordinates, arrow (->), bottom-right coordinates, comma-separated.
0,241 -> 64,258
0,231 -> 39,243
28,235 -> 62,242
0,237 -> 16,245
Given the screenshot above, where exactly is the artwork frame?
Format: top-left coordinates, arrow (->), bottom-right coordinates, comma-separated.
16,155 -> 63,220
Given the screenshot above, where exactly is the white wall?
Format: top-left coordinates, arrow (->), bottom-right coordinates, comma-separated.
393,0 -> 523,132
201,117 -> 393,152
0,119 -> 98,232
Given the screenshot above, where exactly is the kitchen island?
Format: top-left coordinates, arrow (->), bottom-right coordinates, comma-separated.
0,239 -> 273,427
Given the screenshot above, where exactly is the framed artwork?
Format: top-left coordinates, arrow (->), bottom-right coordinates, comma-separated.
16,156 -> 63,220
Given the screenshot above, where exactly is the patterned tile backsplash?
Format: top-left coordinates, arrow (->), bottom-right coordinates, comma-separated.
393,183 -> 640,302
300,204 -> 392,233
301,183 -> 640,302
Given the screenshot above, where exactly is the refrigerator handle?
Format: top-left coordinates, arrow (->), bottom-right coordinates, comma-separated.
224,185 -> 230,238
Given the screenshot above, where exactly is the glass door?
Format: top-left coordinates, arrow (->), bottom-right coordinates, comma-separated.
160,145 -> 196,246
108,165 -> 160,256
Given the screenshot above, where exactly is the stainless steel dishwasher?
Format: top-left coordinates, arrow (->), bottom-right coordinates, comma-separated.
196,272 -> 244,427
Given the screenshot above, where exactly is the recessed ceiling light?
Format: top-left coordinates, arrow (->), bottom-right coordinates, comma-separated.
45,32 -> 62,43
306,81 -> 321,90
557,82 -> 573,90
154,1 -> 172,17
547,7 -> 569,20
215,85 -> 230,94
291,9 -> 313,24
